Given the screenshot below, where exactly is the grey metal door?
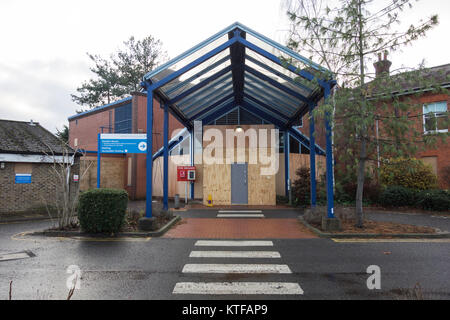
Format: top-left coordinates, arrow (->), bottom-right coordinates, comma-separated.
231,163 -> 248,204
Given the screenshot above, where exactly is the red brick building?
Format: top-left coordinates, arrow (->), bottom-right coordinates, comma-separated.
68,92 -> 184,199
369,57 -> 449,188
300,56 -> 449,189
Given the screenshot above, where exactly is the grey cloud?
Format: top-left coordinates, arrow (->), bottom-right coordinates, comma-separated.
0,59 -> 91,133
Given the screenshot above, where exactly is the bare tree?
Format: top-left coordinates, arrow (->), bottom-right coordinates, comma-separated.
42,141 -> 93,230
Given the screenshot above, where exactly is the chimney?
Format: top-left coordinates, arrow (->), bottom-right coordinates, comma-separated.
373,51 -> 392,77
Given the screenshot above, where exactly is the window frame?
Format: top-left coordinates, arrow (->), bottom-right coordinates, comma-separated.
422,101 -> 448,134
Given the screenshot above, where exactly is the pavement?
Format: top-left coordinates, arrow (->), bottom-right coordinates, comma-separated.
1,208 -> 450,300
365,210 -> 450,232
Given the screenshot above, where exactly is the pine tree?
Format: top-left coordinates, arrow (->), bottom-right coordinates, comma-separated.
71,35 -> 168,110
286,0 -> 446,227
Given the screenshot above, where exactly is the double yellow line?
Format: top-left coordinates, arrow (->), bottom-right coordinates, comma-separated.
332,238 -> 450,243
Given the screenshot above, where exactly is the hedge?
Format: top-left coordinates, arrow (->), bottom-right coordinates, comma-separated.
417,189 -> 450,212
379,186 -> 450,211
379,185 -> 418,207
78,188 -> 128,233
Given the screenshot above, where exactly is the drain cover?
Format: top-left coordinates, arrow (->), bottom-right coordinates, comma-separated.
0,251 -> 35,262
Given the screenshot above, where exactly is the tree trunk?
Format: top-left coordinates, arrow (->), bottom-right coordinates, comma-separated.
355,0 -> 366,228
355,137 -> 366,228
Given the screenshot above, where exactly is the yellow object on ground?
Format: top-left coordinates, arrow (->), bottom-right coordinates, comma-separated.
206,194 -> 213,207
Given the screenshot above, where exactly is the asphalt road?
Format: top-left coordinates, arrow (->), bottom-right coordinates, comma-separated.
0,217 -> 449,300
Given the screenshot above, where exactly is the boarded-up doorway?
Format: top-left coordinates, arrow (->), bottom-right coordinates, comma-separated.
231,162 -> 248,204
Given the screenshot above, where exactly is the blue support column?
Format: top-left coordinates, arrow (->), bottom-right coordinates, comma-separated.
145,89 -> 154,218
284,131 -> 290,197
97,133 -> 101,188
309,102 -> 317,207
163,102 -> 169,211
324,83 -> 335,218
190,130 -> 195,200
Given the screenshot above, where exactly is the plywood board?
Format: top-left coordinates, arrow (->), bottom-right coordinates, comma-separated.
275,153 -> 326,196
152,154 -> 203,199
202,163 -> 231,205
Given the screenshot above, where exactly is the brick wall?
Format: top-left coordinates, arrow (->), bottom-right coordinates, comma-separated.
68,93 -> 186,199
0,159 -> 80,214
69,106 -> 115,151
79,155 -> 126,191
410,92 -> 449,188
299,110 -> 327,151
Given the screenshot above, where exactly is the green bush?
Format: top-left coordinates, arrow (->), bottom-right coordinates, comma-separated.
417,189 -> 450,211
379,185 -> 417,207
333,170 -> 381,205
380,158 -> 438,190
292,167 -> 311,206
78,188 -> 128,233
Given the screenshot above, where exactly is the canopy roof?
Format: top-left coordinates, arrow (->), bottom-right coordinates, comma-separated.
142,22 -> 335,153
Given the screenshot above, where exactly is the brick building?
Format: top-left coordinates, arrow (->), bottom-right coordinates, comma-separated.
68,91 -> 185,199
0,119 -> 79,214
369,56 -> 449,188
68,91 -> 317,201
321,55 -> 449,189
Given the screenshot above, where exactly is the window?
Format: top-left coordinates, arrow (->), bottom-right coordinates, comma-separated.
114,103 -> 132,133
423,101 -> 448,134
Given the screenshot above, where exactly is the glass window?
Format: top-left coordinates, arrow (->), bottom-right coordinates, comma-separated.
423,101 -> 448,133
114,103 -> 132,133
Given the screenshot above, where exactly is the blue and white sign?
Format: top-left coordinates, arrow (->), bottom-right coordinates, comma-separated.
15,173 -> 32,184
100,134 -> 147,154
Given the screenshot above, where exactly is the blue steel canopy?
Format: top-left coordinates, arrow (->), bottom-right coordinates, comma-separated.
141,22 -> 337,220
142,22 -> 335,138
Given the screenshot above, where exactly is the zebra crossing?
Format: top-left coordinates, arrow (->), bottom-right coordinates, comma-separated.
172,240 -> 304,296
217,210 -> 265,218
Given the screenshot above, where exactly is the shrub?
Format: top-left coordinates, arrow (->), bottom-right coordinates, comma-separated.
417,189 -> 450,212
333,170 -> 381,205
292,167 -> 311,206
380,158 -> 438,190
379,185 -> 417,207
78,188 -> 128,233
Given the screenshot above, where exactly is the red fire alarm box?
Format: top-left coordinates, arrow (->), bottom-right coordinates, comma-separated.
177,166 -> 196,182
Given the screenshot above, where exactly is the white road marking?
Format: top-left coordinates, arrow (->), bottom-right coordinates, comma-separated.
0,252 -> 31,261
218,210 -> 263,213
189,251 -> 281,258
195,240 -> 273,247
182,264 -> 292,274
217,214 -> 264,218
173,282 -> 304,295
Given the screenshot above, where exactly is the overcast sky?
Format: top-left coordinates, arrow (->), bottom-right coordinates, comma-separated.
0,0 -> 448,133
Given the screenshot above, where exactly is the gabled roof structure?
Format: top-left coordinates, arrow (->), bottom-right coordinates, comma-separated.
0,119 -> 73,155
141,22 -> 335,154
140,22 -> 336,219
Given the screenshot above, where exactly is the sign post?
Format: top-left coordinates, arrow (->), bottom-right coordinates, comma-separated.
97,133 -> 147,189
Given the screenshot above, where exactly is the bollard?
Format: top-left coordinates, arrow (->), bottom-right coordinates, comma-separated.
174,194 -> 180,209
206,194 -> 213,207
